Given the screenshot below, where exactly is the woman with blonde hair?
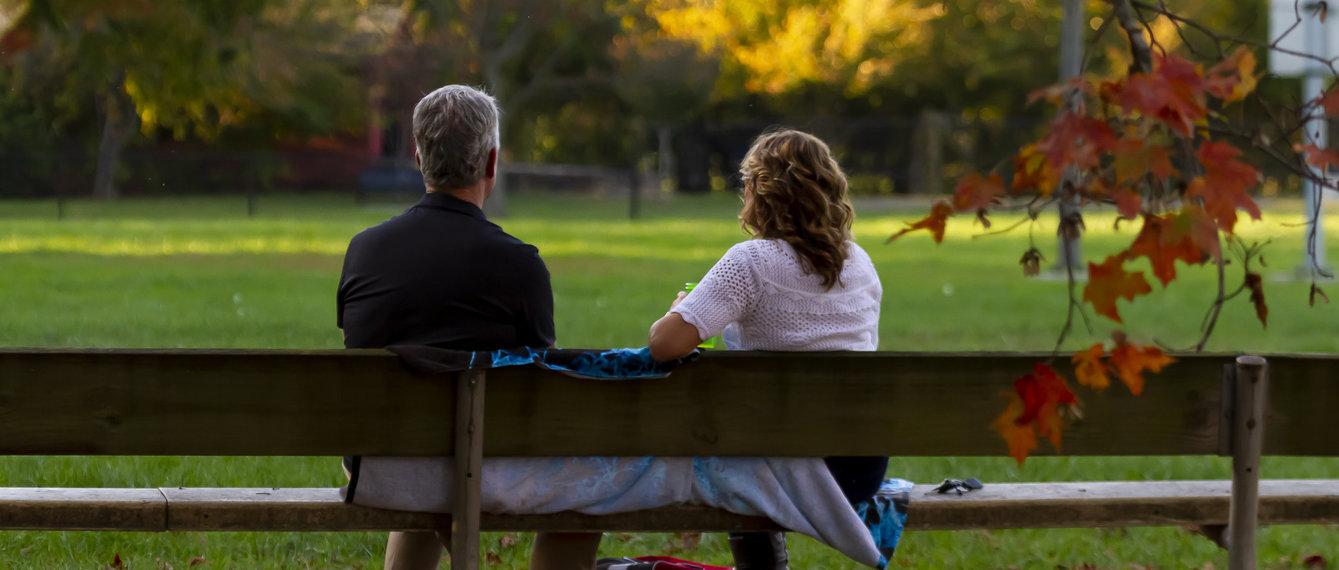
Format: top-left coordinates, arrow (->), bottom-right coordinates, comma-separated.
649,128 -> 886,568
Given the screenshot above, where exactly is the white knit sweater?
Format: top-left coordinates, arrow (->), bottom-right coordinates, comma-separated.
673,239 -> 882,351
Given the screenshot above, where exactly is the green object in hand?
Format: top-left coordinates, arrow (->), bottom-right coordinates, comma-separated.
682,282 -> 722,349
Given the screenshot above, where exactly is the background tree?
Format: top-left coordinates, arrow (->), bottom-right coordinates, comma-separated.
0,0 -> 371,199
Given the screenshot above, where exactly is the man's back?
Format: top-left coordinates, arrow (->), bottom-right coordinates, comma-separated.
337,192 -> 554,350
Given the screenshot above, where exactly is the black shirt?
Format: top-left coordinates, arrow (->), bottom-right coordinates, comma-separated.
337,192 -> 555,350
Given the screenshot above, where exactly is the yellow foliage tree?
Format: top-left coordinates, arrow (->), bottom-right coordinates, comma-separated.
637,0 -> 941,96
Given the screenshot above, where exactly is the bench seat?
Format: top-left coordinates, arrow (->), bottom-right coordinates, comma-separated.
3,480 -> 1335,533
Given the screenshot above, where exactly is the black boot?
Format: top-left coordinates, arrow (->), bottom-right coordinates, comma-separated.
727,532 -> 789,570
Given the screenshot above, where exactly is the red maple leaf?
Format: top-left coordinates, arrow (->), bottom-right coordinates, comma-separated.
1320,88 -> 1339,117
1109,54 -> 1210,136
951,173 -> 1005,212
1072,343 -> 1110,390
994,392 -> 1038,466
1112,137 -> 1174,186
1013,363 -> 1076,424
1083,254 -> 1153,323
1108,342 -> 1174,396
1184,141 -> 1261,234
1126,207 -> 1219,287
1037,113 -> 1118,174
887,201 -> 953,244
1245,271 -> 1268,328
1011,363 -> 1076,453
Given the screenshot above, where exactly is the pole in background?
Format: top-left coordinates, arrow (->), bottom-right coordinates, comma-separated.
1298,1 -> 1334,277
1049,0 -> 1085,277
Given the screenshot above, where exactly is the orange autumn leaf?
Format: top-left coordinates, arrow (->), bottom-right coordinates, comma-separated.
887,200 -> 953,244
1112,137 -> 1174,186
1108,342 -> 1174,396
1246,271 -> 1268,328
1083,254 -> 1153,323
1300,143 -> 1339,170
1126,207 -> 1218,287
1073,343 -> 1110,390
1115,189 -> 1142,220
1185,141 -> 1261,234
994,392 -> 1038,466
1012,143 -> 1059,195
951,173 -> 1005,213
1205,46 -> 1259,103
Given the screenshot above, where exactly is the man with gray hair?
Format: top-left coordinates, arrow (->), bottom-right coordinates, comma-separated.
337,85 -> 601,569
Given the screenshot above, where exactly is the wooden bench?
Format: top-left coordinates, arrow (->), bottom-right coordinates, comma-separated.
1,349 -> 1337,569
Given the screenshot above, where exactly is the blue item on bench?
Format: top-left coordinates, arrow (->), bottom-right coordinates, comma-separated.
854,478 -> 914,567
388,345 -> 698,379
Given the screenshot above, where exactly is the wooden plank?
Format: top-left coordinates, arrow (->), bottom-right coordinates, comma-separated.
482,351 -> 1226,457
451,370 -> 484,570
1229,356 -> 1268,570
0,488 -> 165,530
160,487 -> 451,531
4,481 -> 1337,532
908,479 -> 1339,530
1261,354 -> 1339,456
0,349 -> 454,456
0,349 -> 1230,457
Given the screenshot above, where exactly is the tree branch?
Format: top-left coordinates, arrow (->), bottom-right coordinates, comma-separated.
1110,0 -> 1154,74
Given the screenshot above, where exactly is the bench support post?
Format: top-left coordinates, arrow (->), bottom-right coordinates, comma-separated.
452,370 -> 485,570
1229,355 -> 1268,570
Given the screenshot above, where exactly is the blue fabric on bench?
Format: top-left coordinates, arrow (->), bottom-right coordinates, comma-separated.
388,345 -> 698,379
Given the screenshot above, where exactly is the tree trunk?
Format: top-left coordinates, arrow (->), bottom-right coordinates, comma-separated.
93,82 -> 138,201
657,124 -> 674,194
482,62 -> 509,219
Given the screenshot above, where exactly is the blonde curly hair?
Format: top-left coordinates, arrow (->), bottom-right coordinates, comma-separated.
738,129 -> 855,289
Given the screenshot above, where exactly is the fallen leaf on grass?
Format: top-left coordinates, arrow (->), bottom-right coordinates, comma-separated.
189,556 -> 208,566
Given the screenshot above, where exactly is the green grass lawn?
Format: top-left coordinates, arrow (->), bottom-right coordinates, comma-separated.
1,192 -> 1337,569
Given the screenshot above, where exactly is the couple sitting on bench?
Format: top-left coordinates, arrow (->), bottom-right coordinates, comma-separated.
336,84 -> 892,569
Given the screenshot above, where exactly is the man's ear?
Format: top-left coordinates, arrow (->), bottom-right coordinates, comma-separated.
414,148 -> 421,169
484,148 -> 498,179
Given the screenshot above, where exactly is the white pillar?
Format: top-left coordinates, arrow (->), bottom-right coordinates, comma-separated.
1300,1 -> 1332,275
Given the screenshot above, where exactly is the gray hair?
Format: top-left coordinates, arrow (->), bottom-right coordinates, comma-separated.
413,85 -> 500,191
